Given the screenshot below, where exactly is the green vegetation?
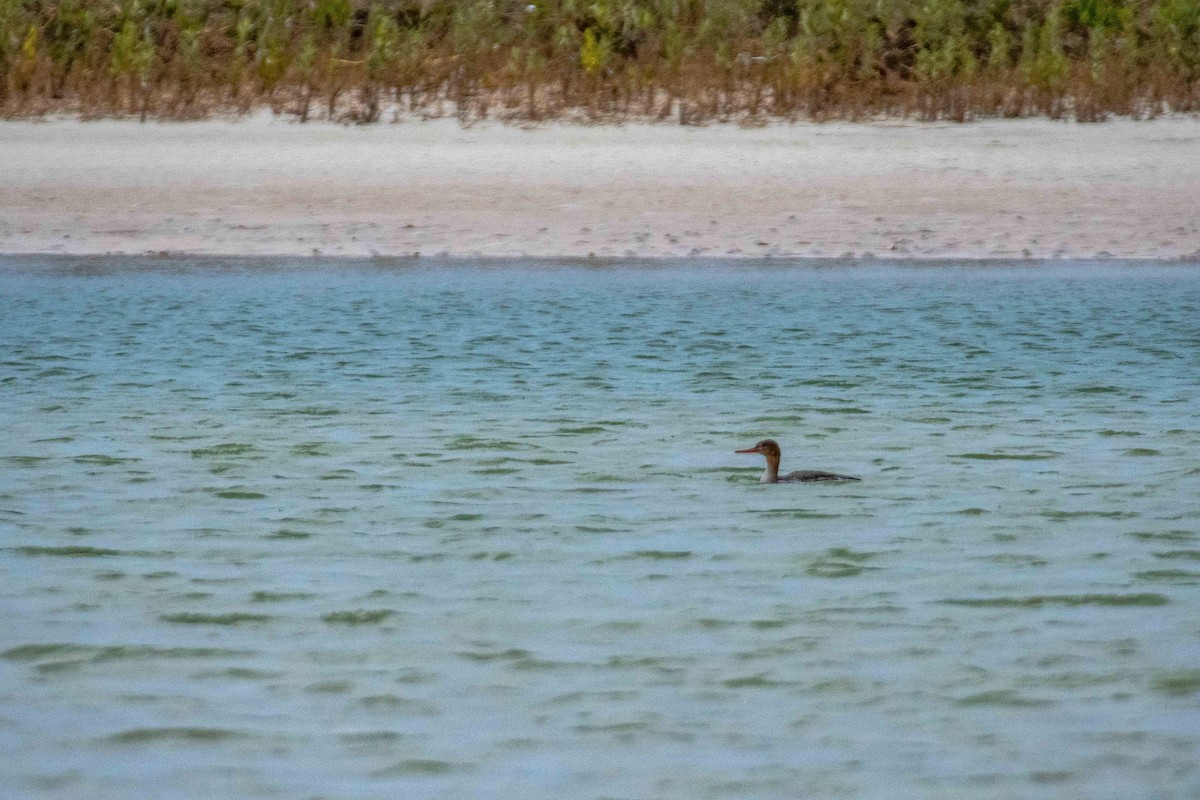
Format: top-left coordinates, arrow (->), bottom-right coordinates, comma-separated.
2,0 -> 1198,121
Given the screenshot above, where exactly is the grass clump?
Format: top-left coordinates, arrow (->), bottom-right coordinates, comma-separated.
1,0 -> 1198,122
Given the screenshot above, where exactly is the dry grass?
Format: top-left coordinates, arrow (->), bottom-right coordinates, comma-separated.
2,0 -> 1199,123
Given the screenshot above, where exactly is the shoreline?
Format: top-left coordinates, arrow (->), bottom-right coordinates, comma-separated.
4,254 -> 1198,271
3,116 -> 1198,261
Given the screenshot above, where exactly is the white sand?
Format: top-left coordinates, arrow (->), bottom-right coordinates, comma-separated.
2,115 -> 1198,260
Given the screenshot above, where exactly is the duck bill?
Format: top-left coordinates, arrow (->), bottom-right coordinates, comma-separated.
734,447 -> 760,454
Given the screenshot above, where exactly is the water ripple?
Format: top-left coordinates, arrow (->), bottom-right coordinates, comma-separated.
1,257 -> 1198,800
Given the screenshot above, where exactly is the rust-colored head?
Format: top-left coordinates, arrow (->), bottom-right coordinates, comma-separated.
735,439 -> 782,460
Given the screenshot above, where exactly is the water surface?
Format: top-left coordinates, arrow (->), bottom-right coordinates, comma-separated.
2,257 -> 1198,799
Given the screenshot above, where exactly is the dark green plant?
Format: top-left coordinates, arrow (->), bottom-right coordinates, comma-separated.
1,0 -> 1197,121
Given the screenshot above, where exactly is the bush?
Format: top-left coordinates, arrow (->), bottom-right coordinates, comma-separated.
1,0 -> 1197,121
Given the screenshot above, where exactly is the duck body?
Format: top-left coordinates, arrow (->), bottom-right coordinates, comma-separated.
735,439 -> 860,484
774,469 -> 861,483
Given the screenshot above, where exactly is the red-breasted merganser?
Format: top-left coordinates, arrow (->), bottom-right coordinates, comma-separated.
735,439 -> 860,483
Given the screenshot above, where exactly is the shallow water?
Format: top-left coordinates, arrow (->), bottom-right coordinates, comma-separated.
1,257 -> 1198,799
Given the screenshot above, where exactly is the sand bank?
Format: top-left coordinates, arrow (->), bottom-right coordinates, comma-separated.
2,116 -> 1197,260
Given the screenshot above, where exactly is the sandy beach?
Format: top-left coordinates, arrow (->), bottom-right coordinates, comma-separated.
2,115 -> 1197,260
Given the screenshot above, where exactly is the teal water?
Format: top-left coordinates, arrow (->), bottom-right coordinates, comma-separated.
1,257 -> 1198,799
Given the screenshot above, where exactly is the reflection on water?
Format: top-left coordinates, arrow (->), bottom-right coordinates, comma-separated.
1,257 -> 1199,799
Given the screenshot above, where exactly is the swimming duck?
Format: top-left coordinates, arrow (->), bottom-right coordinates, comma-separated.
735,439 -> 860,483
